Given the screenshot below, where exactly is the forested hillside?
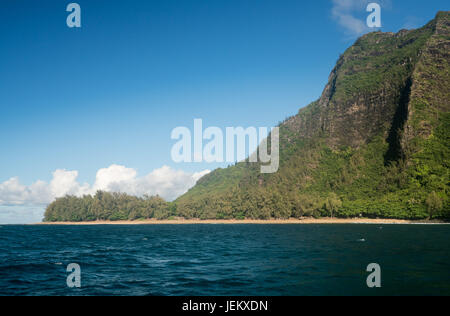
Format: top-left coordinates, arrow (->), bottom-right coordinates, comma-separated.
44,12 -> 450,222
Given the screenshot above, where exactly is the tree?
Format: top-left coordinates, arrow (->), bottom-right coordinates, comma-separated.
324,193 -> 342,218
426,192 -> 443,219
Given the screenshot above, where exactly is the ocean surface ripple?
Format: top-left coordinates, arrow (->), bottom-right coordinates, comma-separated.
0,224 -> 449,296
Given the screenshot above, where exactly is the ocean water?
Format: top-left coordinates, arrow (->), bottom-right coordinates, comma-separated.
0,224 -> 449,296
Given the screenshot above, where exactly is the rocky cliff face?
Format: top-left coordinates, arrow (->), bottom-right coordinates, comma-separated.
284,12 -> 448,154
403,12 -> 450,150
176,12 -> 449,220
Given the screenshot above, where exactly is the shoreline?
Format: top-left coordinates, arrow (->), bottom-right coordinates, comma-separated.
33,218 -> 447,225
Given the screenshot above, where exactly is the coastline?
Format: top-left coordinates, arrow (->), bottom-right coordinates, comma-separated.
33,218 -> 446,225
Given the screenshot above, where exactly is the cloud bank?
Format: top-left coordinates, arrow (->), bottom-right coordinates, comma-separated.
0,165 -> 210,207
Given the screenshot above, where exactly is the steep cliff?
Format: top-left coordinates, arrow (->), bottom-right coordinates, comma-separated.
175,12 -> 450,220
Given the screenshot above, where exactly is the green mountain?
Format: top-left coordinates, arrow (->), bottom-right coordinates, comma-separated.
174,12 -> 450,220
44,12 -> 449,222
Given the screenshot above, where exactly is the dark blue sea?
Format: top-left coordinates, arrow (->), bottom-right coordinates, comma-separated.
0,224 -> 449,296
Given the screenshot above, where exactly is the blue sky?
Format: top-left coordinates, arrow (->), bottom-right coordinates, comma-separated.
0,0 -> 448,223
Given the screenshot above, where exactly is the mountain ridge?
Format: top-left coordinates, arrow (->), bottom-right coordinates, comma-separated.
174,11 -> 449,220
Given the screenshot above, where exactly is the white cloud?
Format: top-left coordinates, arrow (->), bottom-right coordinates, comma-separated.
332,0 -> 367,36
90,164 -> 211,201
50,169 -> 91,198
92,164 -> 137,192
331,0 -> 390,37
0,165 -> 210,208
0,177 -> 49,206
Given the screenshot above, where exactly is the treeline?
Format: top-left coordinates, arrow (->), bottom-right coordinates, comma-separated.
175,189 -> 344,220
44,191 -> 174,222
41,190 -> 360,222
175,185 -> 449,221
43,186 -> 448,222
43,190 -> 344,222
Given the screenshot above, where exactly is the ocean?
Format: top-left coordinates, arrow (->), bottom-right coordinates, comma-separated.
0,224 -> 449,296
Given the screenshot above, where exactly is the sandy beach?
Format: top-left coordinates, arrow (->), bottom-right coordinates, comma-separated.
34,218 -> 446,225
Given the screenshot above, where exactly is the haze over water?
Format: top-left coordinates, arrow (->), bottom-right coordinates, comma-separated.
0,224 -> 449,296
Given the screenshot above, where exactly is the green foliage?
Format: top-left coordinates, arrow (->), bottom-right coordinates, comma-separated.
44,191 -> 171,222
324,193 -> 342,218
426,192 -> 444,219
